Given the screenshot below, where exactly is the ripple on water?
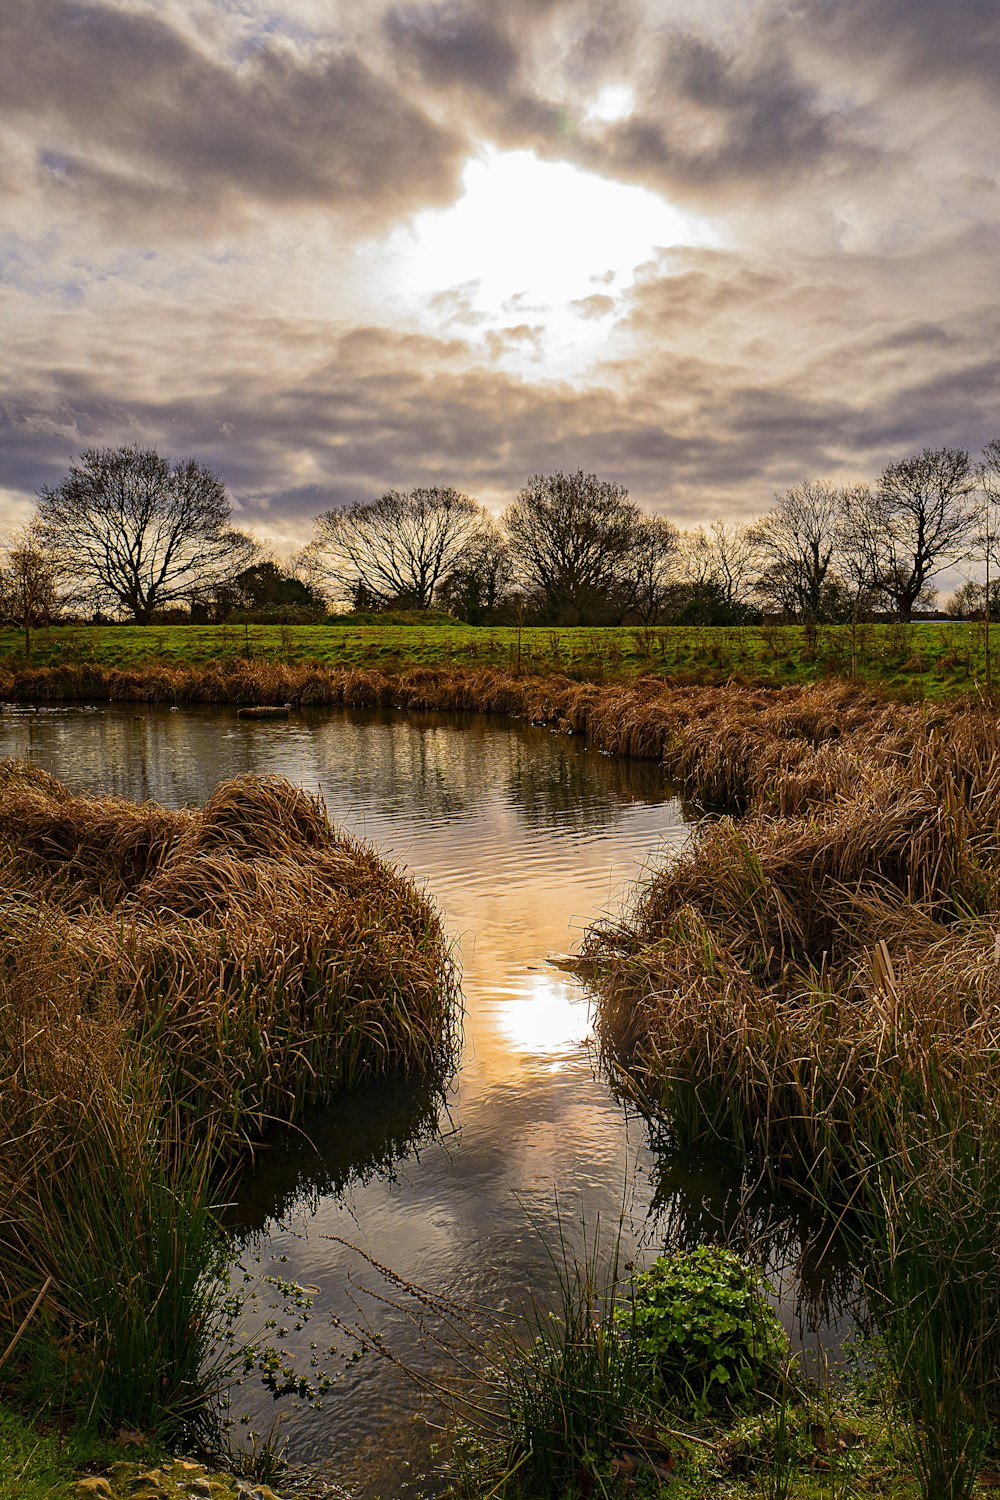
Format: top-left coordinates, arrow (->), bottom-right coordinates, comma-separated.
0,702 -> 863,1494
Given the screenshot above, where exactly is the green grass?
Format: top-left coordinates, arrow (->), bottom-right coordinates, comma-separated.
0,1406 -> 140,1500
0,620 -> 995,697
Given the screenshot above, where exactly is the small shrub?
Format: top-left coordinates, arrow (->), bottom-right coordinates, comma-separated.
626,1245 -> 789,1411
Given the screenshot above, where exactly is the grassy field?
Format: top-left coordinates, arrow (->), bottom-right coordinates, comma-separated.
0,619 -> 995,697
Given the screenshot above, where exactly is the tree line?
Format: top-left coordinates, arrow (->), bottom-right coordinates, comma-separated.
3,440 -> 1000,654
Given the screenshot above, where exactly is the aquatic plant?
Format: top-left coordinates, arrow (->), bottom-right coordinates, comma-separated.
0,761 -> 459,1439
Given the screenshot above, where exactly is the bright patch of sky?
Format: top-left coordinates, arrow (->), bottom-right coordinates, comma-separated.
379,149 -> 721,377
585,84 -> 636,123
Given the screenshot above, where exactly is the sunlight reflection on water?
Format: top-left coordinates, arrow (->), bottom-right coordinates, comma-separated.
0,701 -> 863,1497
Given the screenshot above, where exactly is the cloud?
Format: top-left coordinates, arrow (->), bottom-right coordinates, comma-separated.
795,0 -> 1000,97
2,0 -> 1000,549
570,294 -> 616,319
589,31 -> 861,196
0,0 -> 467,236
385,4 -> 520,94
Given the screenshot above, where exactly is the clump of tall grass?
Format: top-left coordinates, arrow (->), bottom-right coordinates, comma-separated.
0,760 -> 458,1438
0,761 -> 459,1148
585,707 -> 1000,1195
584,694 -> 1000,1497
0,989 -> 227,1437
861,1086 -> 1000,1500
490,1226 -> 649,1497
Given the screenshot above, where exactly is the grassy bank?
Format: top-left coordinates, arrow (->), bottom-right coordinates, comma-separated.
0,763 -> 458,1454
0,619 -> 997,696
582,686 -> 1000,1497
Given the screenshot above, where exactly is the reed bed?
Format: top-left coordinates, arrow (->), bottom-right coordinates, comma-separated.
0,659 -> 960,777
582,686 -> 1000,1494
585,697 -> 1000,1187
0,761 -> 459,1145
0,760 -> 458,1437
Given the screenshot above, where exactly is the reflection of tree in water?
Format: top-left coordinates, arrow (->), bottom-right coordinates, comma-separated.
642,1135 -> 867,1345
503,735 -> 678,833
224,1072 -> 449,1243
309,706 -> 686,834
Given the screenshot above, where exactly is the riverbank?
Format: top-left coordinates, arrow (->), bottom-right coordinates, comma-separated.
0,619 -> 993,697
581,681 -> 1000,1497
5,673 -> 998,1496
0,764 -> 458,1479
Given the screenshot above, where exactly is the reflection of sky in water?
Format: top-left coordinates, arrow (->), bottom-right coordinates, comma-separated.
0,703 -> 863,1496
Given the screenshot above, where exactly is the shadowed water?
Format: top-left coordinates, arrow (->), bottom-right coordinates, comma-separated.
0,701 -> 862,1496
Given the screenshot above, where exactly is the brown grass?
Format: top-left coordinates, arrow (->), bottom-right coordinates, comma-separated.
583,689 -> 1000,1205
0,760 -> 460,1432
0,761 -> 460,1149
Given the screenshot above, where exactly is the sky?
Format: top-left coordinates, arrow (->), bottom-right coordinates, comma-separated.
2,0 -> 999,558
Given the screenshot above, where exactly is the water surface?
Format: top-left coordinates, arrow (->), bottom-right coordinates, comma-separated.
0,702 -> 859,1496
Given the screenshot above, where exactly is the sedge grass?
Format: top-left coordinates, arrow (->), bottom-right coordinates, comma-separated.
0,761 -> 459,1442
487,1217 -> 655,1499
0,762 -> 460,1150
582,685 -> 1000,1498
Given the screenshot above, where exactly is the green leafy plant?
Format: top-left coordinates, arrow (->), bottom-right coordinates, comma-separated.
626,1245 -> 789,1412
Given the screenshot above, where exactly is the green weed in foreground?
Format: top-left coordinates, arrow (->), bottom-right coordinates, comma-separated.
626,1246 -> 789,1414
441,1230 -> 923,1500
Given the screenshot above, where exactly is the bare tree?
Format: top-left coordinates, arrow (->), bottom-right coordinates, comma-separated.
0,521 -> 66,664
749,480 -> 844,620
503,471 -> 644,625
946,579 -> 1000,619
622,514 -> 681,623
832,483 -> 887,674
868,447 -> 977,620
37,445 -> 254,623
976,438 -> 1000,693
307,487 -> 486,611
680,519 -> 757,607
437,518 -> 515,623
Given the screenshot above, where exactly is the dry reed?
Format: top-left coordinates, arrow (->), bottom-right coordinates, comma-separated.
0,761 -> 460,1149
0,760 -> 459,1433
584,691 -> 1000,1207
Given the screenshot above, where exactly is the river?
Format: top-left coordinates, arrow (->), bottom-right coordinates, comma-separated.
0,701 -> 859,1497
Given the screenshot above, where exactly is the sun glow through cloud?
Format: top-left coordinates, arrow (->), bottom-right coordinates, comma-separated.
385,149 -> 720,373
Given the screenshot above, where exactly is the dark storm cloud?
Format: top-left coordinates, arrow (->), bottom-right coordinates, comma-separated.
793,0 -> 1000,96
0,0 -> 466,231
573,30 -> 874,202
8,284 -> 994,546
0,318 -> 723,530
3,0 -> 1000,543
385,4 -> 520,94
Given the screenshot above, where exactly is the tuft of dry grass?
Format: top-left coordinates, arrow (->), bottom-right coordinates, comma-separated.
0,761 -> 460,1149
0,761 -> 459,1435
584,687 -> 1000,1207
